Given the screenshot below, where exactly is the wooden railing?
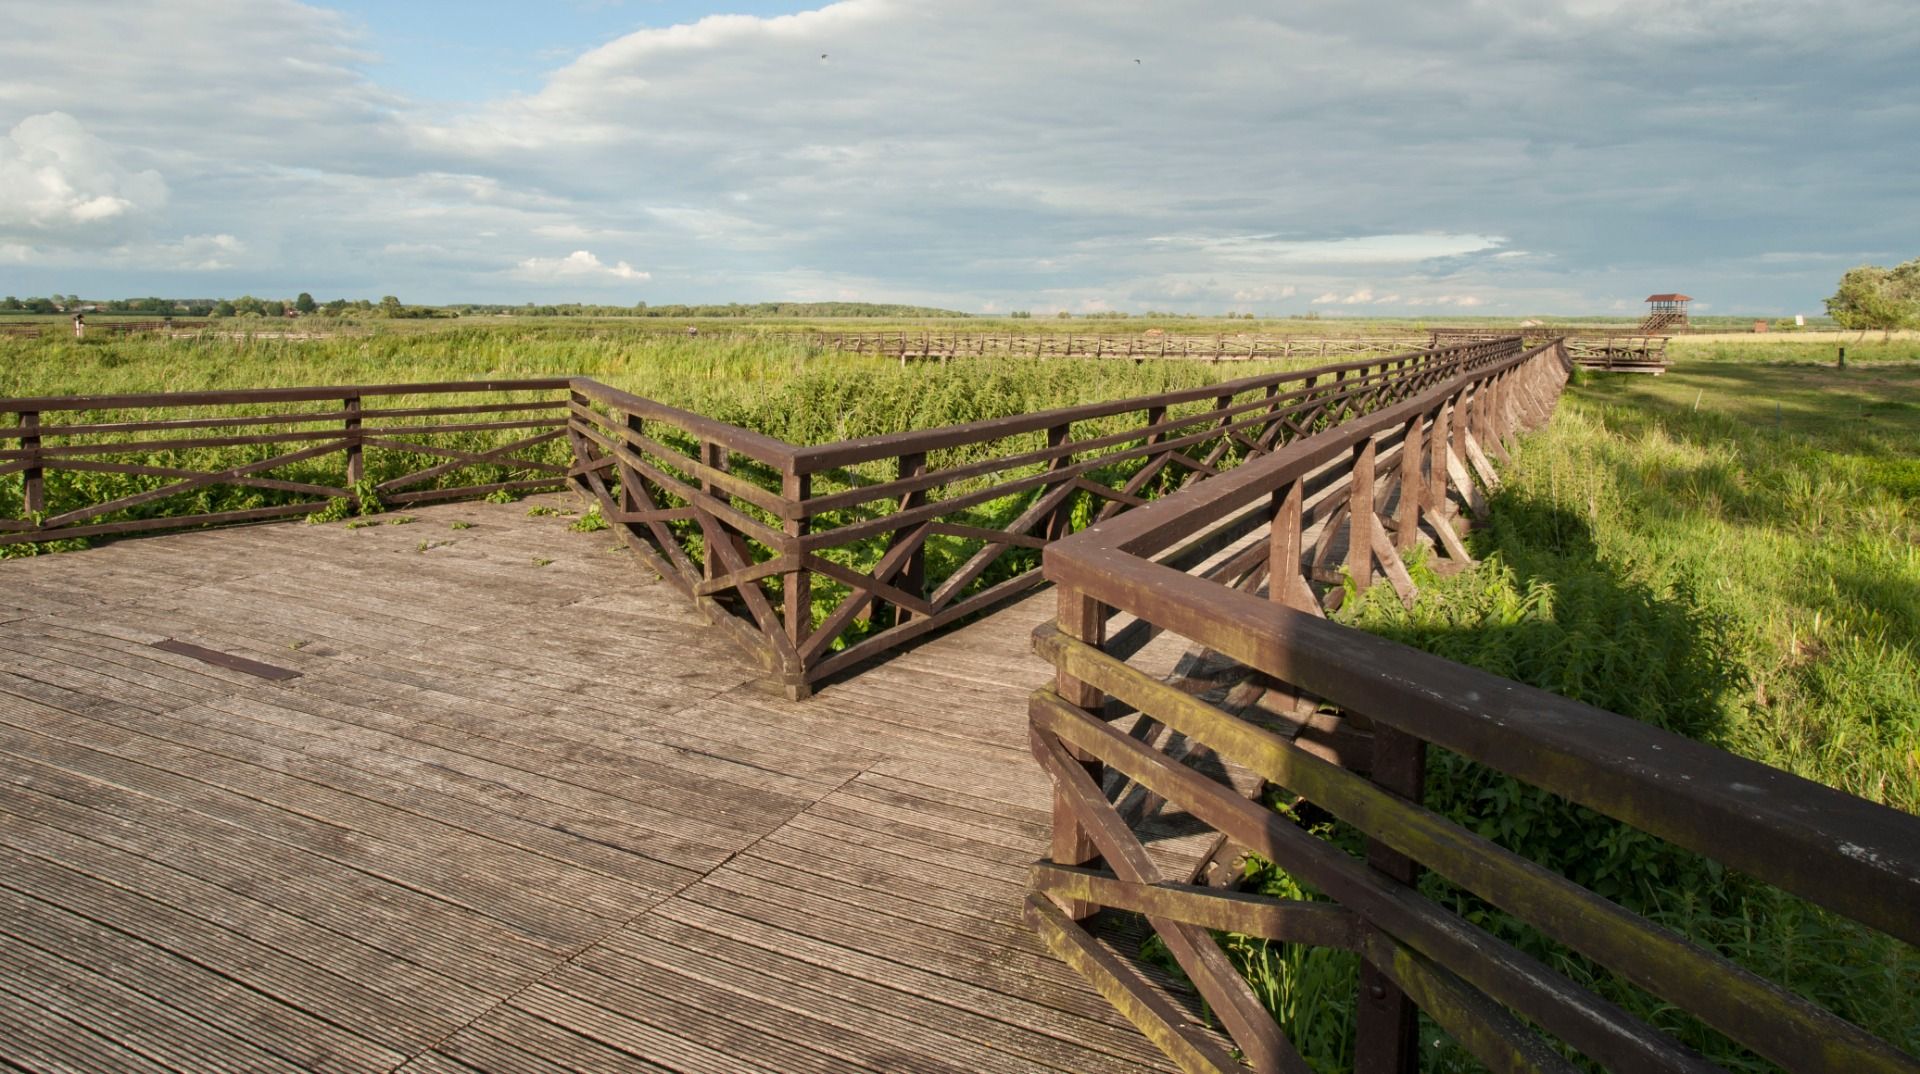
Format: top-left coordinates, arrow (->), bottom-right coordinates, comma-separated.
1028,341 -> 1920,1072
565,338 -> 1526,695
814,331 -> 1436,363
6,341 -> 1525,693
1432,326 -> 1672,374
1,380 -> 573,547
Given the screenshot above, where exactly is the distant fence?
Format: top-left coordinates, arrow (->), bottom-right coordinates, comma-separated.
0,318 -> 210,339
82,318 -> 210,336
0,380 -> 572,546
1026,338 -> 1920,1072
814,332 -> 1435,363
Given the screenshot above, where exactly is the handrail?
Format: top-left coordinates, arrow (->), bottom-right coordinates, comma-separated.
1029,339 -> 1920,1072
2,381 -> 575,546
4,342 -> 1529,695
784,342 -> 1507,472
564,338 -> 1526,695
0,378 -> 573,416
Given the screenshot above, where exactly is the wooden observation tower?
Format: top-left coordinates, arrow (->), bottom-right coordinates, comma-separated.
1641,293 -> 1691,332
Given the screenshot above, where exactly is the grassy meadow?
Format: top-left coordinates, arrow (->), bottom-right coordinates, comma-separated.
1234,343 -> 1920,1071
7,319 -> 1918,1068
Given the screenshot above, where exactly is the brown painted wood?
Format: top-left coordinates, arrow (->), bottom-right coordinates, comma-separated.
0,503 -> 1210,1074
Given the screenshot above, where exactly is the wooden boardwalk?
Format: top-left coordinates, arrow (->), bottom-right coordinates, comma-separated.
0,495 -> 1212,1074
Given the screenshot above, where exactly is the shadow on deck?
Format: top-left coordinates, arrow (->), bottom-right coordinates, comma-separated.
0,494 -> 1218,1074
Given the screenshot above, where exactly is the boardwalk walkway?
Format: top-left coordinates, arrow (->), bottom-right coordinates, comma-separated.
0,495 -> 1211,1074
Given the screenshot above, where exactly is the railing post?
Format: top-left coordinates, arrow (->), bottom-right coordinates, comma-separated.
1050,586 -> 1107,920
1354,723 -> 1427,1074
700,441 -> 719,578
1395,414 -> 1422,552
1347,436 -> 1376,596
1452,384 -> 1472,469
342,396 -> 363,491
1044,423 -> 1074,541
1269,478 -> 1314,612
1427,400 -> 1450,512
20,411 -> 44,519
783,470 -> 811,685
891,451 -> 927,629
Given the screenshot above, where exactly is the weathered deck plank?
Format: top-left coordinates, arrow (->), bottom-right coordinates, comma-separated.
0,496 -> 1215,1073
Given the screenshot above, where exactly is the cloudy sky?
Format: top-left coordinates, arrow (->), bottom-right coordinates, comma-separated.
1,1 -> 1914,315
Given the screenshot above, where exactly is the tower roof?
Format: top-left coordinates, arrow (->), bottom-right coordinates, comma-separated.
1645,293 -> 1692,302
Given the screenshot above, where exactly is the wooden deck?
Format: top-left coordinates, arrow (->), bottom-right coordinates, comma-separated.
0,495 -> 1213,1074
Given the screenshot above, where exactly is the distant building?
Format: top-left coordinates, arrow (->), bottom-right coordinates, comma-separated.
1642,293 -> 1691,332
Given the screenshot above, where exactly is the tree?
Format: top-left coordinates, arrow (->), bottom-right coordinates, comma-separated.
295,292 -> 317,314
376,295 -> 404,317
212,300 -> 236,318
1827,260 -> 1920,337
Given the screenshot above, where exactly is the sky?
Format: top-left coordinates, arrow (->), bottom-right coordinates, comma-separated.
1,0 -> 1915,316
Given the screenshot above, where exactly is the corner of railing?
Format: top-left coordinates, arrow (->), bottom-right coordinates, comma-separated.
778,462 -> 812,699
1034,583 -> 1108,921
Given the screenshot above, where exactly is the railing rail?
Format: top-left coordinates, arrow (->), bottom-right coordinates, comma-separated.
564,338 -> 1526,695
1028,340 -> 1920,1072
813,331 -> 1440,363
6,340 -> 1531,695
1,379 -> 574,546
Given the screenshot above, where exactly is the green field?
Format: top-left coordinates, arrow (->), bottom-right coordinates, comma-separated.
1236,349 -> 1920,1071
6,320 -> 1917,1068
0,324 -> 1326,656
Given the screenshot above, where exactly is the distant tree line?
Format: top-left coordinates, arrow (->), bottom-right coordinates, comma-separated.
2,296 -> 971,320
1827,259 -> 1920,336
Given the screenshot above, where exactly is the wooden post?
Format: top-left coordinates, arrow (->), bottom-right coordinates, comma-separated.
343,396 -> 363,490
1051,586 -> 1107,920
620,412 -> 643,518
1044,423 -> 1074,541
701,441 -> 733,582
1354,722 -> 1427,1074
891,451 -> 928,629
1269,478 -> 1314,612
1348,438 -> 1376,595
1395,415 -> 1422,552
20,411 -> 44,519
783,469 -> 811,688
1452,385 -> 1470,466
1427,402 -> 1450,512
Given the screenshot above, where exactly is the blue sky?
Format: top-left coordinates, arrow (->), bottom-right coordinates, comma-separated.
1,1 -> 1915,315
327,1 -> 824,100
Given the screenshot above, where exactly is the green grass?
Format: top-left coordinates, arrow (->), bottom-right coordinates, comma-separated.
1223,351 -> 1920,1072
0,324 -> 1319,649
9,323 -> 1917,1066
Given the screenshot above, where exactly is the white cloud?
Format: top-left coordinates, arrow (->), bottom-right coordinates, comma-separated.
0,1 -> 1914,311
1313,288 -> 1378,305
1231,284 -> 1298,302
1150,233 -> 1506,266
148,233 -> 245,271
0,112 -> 168,238
513,250 -> 649,282
1405,294 -> 1487,307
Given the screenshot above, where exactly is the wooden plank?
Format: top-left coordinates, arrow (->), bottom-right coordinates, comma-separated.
0,494 -> 1258,1074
